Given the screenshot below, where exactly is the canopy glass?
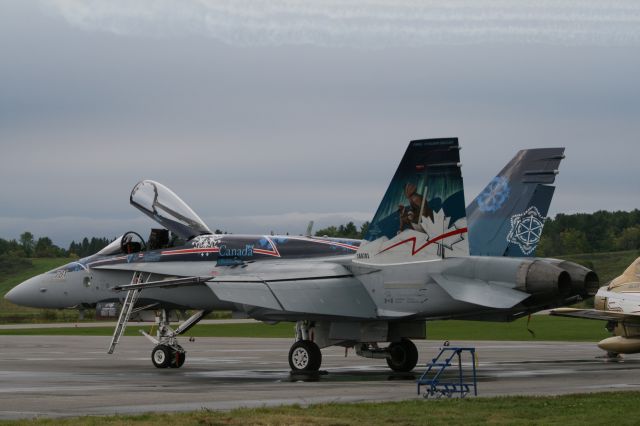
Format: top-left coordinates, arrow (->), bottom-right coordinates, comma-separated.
130,180 -> 211,240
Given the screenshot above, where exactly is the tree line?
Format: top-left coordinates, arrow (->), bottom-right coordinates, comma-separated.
536,209 -> 640,256
0,232 -> 112,259
1,209 -> 638,261
314,221 -> 370,239
315,210 -> 640,257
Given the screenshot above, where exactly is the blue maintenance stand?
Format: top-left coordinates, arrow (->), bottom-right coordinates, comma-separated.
417,346 -> 478,398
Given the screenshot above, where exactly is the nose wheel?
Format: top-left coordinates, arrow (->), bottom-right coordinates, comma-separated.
151,344 -> 186,369
137,309 -> 207,369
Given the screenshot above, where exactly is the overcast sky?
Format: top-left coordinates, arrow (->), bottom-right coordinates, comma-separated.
1,1 -> 639,247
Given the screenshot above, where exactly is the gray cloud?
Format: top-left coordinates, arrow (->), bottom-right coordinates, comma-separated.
46,0 -> 640,47
1,2 -> 638,247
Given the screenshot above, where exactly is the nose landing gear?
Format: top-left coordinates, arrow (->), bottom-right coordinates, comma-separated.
108,271 -> 210,369
151,344 -> 186,369
142,309 -> 206,369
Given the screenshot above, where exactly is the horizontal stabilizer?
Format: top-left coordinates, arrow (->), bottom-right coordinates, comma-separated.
432,274 -> 530,309
550,308 -> 640,325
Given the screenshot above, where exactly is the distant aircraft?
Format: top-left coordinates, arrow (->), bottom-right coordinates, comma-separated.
551,257 -> 640,357
5,138 -> 596,372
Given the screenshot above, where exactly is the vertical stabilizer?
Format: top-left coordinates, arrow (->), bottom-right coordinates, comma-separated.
608,257 -> 640,290
467,148 -> 565,257
359,138 -> 468,264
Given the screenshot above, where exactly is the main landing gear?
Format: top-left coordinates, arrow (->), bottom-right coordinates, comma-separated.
356,338 -> 419,372
289,340 -> 322,372
286,321 -> 419,373
288,320 -> 322,372
386,339 -> 419,372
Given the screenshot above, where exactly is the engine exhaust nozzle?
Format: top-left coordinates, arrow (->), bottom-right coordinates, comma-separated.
542,258 -> 600,297
522,260 -> 572,297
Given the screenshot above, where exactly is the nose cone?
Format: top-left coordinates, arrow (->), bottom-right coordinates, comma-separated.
5,276 -> 47,307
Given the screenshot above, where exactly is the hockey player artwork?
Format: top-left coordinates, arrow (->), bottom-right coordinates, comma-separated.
361,138 -> 468,263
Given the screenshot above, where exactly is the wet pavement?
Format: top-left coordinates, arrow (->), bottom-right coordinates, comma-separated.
1,336 -> 639,419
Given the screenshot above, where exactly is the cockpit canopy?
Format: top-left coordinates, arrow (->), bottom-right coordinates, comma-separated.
130,180 -> 212,240
96,236 -> 125,256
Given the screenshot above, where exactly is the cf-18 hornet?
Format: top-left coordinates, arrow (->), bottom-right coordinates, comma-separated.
6,138 -> 597,372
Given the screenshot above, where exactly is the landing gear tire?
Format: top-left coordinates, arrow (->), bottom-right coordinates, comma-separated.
288,340 -> 322,372
386,339 -> 418,372
151,345 -> 172,369
169,346 -> 186,368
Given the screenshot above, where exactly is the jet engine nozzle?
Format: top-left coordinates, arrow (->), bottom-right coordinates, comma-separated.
541,258 -> 600,297
522,260 -> 572,297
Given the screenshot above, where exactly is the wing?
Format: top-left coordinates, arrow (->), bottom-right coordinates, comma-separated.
550,307 -> 640,325
102,260 -> 379,319
207,262 -> 378,319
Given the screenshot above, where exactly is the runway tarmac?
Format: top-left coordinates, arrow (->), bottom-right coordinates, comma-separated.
1,335 -> 639,420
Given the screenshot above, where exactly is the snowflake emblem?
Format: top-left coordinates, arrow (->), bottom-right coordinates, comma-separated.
507,206 -> 545,255
477,176 -> 510,212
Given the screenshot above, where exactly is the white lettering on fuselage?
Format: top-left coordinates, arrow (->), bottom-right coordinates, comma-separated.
218,244 -> 254,257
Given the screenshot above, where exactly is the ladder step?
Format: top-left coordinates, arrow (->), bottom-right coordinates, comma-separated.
108,271 -> 147,354
417,346 -> 479,398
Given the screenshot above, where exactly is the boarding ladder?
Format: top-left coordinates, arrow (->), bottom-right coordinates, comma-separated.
107,271 -> 148,354
417,347 -> 478,398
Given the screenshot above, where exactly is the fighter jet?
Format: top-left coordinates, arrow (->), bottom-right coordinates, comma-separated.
6,138 -> 597,372
551,257 -> 640,357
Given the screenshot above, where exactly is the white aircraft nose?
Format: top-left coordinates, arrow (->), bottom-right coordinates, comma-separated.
4,276 -> 46,307
5,283 -> 26,305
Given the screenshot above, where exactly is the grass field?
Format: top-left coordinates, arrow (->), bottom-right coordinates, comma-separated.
0,257 -> 69,296
0,316 -> 611,343
561,249 -> 639,284
1,391 -> 639,425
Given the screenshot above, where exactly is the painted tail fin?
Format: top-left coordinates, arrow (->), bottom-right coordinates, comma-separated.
359,138 -> 468,263
466,148 -> 565,257
608,256 -> 640,290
